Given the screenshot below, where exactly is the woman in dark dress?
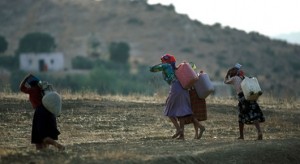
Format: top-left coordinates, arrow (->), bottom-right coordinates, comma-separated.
224,64 -> 265,140
20,74 -> 64,150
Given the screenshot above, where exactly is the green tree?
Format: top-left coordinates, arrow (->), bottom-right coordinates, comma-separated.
16,32 -> 56,54
0,36 -> 8,54
109,41 -> 130,63
72,56 -> 94,70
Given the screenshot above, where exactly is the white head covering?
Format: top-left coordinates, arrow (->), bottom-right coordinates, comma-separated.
234,63 -> 242,69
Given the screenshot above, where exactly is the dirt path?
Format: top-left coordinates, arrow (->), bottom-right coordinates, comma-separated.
1,96 -> 300,163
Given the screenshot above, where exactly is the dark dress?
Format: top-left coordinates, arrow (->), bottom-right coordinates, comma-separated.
238,92 -> 265,124
32,105 -> 60,144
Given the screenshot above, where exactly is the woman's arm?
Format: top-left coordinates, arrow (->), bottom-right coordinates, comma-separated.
149,63 -> 165,72
224,69 -> 233,84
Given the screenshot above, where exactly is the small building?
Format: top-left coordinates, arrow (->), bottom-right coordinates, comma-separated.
20,53 -> 64,72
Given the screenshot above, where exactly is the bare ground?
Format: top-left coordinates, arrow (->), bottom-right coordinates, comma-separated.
0,95 -> 300,164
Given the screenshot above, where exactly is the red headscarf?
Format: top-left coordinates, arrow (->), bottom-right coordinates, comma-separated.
161,54 -> 176,63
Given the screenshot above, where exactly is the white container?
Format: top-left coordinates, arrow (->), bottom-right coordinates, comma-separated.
42,91 -> 62,117
241,76 -> 263,101
41,83 -> 62,117
193,72 -> 214,98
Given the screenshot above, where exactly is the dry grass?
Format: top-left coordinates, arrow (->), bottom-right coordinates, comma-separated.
1,91 -> 300,164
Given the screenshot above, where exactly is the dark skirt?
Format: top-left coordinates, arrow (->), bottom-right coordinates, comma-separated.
184,89 -> 207,124
31,105 -> 60,144
238,92 -> 265,124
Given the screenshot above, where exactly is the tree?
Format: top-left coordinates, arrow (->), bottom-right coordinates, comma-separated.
16,32 -> 56,54
109,41 -> 130,63
0,36 -> 8,54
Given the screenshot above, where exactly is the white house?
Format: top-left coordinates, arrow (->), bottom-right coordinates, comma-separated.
20,53 -> 64,72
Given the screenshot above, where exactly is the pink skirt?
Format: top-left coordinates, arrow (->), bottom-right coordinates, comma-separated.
164,80 -> 193,117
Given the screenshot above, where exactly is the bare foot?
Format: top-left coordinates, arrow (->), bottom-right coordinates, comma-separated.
257,133 -> 263,140
237,136 -> 244,140
172,129 -> 183,139
56,143 -> 65,151
194,134 -> 198,139
177,134 -> 184,140
197,127 -> 205,139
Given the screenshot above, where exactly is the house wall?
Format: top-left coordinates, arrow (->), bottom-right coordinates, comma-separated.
20,53 -> 64,72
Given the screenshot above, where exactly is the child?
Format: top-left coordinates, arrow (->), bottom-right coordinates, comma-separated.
20,74 -> 65,150
224,64 -> 265,140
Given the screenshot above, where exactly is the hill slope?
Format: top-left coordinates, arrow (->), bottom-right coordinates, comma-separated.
0,0 -> 299,97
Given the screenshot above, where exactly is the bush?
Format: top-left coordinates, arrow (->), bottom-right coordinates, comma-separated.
109,42 -> 130,64
72,56 -> 94,70
0,56 -> 18,70
0,36 -> 8,53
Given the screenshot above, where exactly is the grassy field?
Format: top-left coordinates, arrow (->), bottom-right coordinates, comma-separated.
0,92 -> 300,164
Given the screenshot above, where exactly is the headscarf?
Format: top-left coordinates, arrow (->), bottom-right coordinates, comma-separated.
161,54 -> 176,70
232,63 -> 245,77
27,76 -> 41,87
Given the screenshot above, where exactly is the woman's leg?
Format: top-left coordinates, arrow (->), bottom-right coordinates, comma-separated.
177,118 -> 185,140
169,117 -> 182,138
193,123 -> 199,139
254,121 -> 263,140
192,117 -> 205,139
238,122 -> 244,139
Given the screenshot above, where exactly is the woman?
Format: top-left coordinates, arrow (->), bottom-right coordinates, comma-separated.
224,64 -> 265,140
150,54 -> 204,139
20,74 -> 65,150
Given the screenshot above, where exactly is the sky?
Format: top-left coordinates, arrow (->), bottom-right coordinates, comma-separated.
147,0 -> 300,37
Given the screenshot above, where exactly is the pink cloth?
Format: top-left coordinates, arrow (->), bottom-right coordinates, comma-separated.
164,80 -> 193,117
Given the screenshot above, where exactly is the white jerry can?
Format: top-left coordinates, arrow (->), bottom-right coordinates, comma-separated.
193,72 -> 214,98
42,91 -> 62,117
241,76 -> 263,101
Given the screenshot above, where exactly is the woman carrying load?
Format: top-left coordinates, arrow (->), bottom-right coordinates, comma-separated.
20,74 -> 65,150
224,64 -> 265,140
150,54 -> 205,140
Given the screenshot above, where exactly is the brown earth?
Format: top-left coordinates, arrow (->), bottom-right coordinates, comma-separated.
0,94 -> 300,164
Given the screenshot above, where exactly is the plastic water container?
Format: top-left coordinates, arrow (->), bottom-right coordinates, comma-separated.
193,71 -> 214,98
175,62 -> 198,89
241,76 -> 263,101
42,91 -> 62,117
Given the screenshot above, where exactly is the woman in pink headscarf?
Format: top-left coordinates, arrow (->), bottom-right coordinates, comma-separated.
150,54 -> 204,139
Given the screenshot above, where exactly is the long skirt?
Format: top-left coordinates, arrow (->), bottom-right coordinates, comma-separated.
164,80 -> 193,117
31,105 -> 60,144
238,92 -> 265,125
184,88 -> 207,124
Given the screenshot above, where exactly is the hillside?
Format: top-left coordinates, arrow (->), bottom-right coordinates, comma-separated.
0,0 -> 300,97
